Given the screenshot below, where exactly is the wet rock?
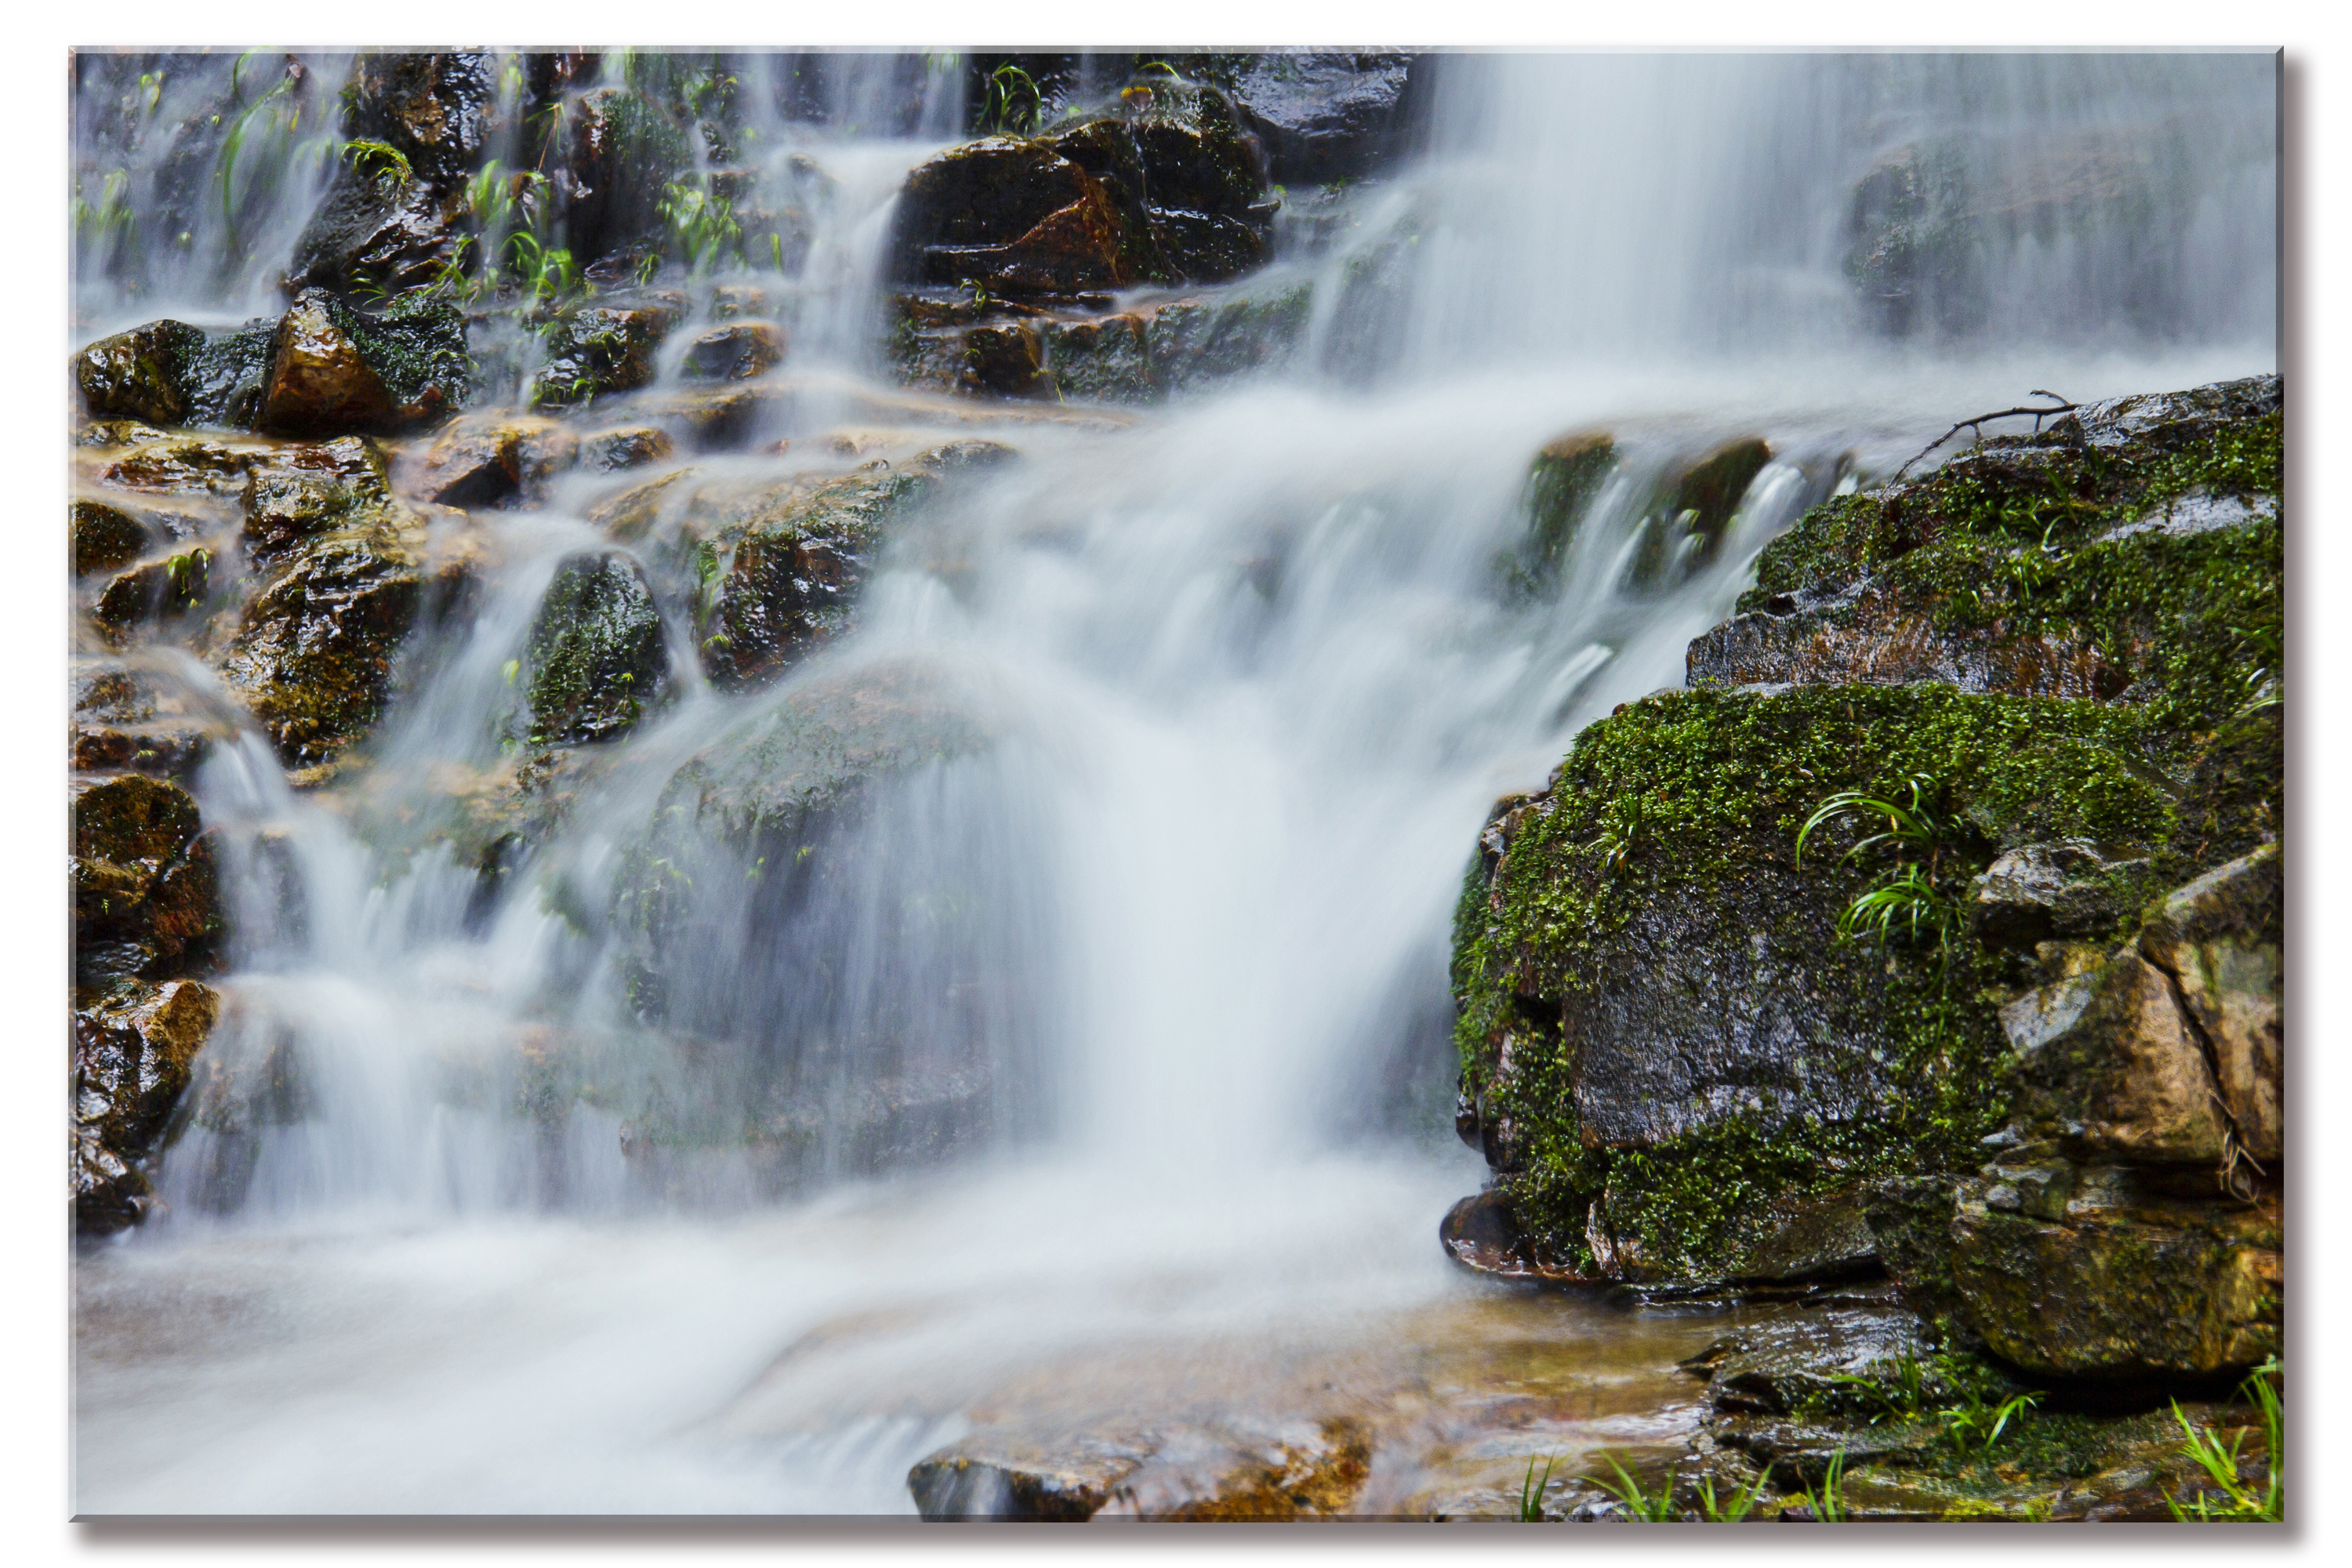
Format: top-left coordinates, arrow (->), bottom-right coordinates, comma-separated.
530,301 -> 682,408
1843,143 -> 1982,339
1438,1189 -> 1604,1283
1218,53 -> 1427,183
285,162 -> 471,297
73,978 -> 221,1234
1948,1176 -> 2280,1378
340,51 -> 499,187
554,88 -> 696,263
1497,431 -> 1617,601
2050,374 -> 2283,452
1142,207 -> 1265,283
909,1426 -> 1151,1520
72,773 -> 221,979
74,320 -> 205,424
927,183 -> 1139,296
214,456 -> 429,767
1688,583 -> 2140,700
517,551 -> 671,745
2135,846 -> 2281,1163
258,291 -> 395,435
692,462 -> 947,690
887,136 -> 1106,286
78,419 -> 171,448
895,285 -> 1314,404
1969,841 -> 2145,947
679,321 -> 787,381
579,426 -> 675,473
178,318 -> 280,429
71,663 -> 236,782
1100,1417 -> 1373,1520
1656,437 -> 1772,571
1680,1308 -> 1936,1417
99,437 -> 257,495
91,548 -> 212,648
72,500 -> 155,576
416,414 -> 581,507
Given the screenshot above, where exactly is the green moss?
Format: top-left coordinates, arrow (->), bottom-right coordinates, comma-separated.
1454,683 -> 2183,1270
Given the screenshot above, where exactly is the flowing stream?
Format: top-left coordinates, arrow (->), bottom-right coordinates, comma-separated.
72,50 -> 2275,1515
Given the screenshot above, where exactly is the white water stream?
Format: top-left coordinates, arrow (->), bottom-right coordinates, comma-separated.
71,51 -> 2275,1515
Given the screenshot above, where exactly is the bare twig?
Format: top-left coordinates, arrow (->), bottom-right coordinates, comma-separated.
1893,390 -> 2078,482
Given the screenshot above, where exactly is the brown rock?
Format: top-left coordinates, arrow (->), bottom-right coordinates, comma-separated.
260,292 -> 394,437
2000,954 -> 2230,1167
679,321 -> 788,381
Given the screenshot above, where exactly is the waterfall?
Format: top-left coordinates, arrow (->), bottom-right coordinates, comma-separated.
74,49 -> 2276,1515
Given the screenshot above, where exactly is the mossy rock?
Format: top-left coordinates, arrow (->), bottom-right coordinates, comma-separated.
531,301 -> 681,408
1495,431 -> 1617,602
74,320 -> 205,425
72,499 -> 154,576
259,290 -> 470,436
1452,682 -> 2198,1283
213,463 -> 430,768
518,550 -> 672,745
554,87 -> 697,263
339,51 -> 498,187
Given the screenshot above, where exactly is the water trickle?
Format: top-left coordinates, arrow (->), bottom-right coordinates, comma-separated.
72,49 -> 2275,1515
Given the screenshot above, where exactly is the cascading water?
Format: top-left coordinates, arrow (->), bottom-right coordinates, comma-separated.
72,49 -> 2275,1515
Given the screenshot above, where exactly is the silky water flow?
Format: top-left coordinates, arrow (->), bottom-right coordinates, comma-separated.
71,50 -> 2277,1515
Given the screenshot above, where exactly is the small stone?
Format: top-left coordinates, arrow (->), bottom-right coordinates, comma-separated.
679,321 -> 787,381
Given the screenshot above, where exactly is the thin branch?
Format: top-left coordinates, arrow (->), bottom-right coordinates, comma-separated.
1893,391 -> 2078,482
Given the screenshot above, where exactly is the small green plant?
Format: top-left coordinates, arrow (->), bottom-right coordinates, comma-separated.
980,62 -> 1042,135
1795,774 -> 1964,954
1792,1449 -> 1849,1522
1694,1470 -> 1765,1523
2167,1356 -> 2282,1522
505,231 -> 584,303
1946,1390 -> 2041,1454
1590,1455 -> 1680,1522
1518,1453 -> 1560,1522
658,180 -> 744,275
342,137 -> 414,192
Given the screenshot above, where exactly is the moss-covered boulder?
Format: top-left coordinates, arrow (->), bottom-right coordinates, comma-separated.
1695,379 -> 2281,705
91,547 -> 213,649
74,320 -> 205,424
71,661 -> 236,781
339,51 -> 499,187
72,977 -> 220,1234
1447,376 -> 2283,1390
285,172 -> 472,299
516,550 -> 671,745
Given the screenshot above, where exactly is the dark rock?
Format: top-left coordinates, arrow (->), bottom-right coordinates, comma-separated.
1438,1189 -> 1605,1283
1212,53 -> 1427,183
678,321 -> 787,381
1680,1308 -> 1936,1417
180,319 -> 278,429
340,51 -> 499,187
72,500 -> 154,576
1143,206 -> 1266,282
886,136 -> 1102,285
72,773 -> 221,978
2050,375 -> 2283,452
92,548 -> 212,648
74,320 -> 205,425
554,88 -> 696,263
285,172 -> 471,297
1661,437 -> 1773,569
73,977 -> 220,1234
214,452 -> 429,766
258,291 -> 394,435
517,551 -> 671,745
1969,841 -> 2145,946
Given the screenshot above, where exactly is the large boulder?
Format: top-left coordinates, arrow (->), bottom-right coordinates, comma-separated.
888,136 -> 1145,296
1214,53 -> 1428,183
339,51 -> 499,187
